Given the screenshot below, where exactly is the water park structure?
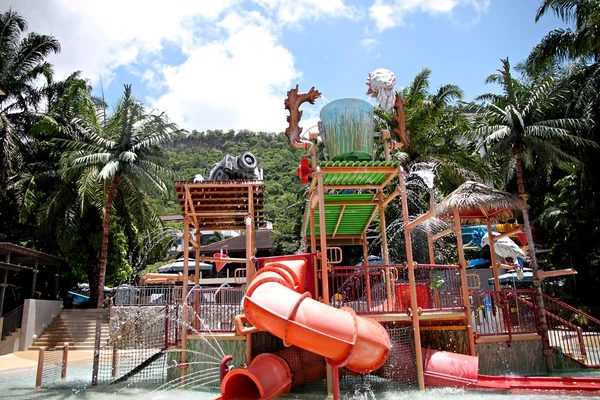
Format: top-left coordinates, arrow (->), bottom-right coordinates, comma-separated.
98,70 -> 600,399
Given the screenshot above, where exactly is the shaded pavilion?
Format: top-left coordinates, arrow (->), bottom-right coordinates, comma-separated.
0,234 -> 64,316
435,181 -> 527,290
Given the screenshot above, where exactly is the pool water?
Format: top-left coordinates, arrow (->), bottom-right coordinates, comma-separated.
1,363 -> 599,400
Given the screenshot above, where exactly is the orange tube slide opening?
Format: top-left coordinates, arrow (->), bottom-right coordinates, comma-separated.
221,353 -> 292,400
223,257 -> 391,399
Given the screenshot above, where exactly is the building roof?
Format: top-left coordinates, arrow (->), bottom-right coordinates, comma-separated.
199,229 -> 275,254
0,242 -> 64,271
436,181 -> 526,223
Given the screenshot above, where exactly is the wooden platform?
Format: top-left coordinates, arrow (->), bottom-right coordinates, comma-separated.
174,180 -> 265,230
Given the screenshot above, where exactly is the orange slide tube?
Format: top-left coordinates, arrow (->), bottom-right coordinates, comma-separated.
220,258 -> 391,399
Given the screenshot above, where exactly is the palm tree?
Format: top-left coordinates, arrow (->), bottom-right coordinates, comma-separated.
375,68 -> 482,192
58,84 -> 184,385
526,0 -> 600,72
0,8 -> 60,191
468,58 -> 596,372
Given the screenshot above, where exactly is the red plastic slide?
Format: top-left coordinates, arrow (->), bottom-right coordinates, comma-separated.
219,258 -> 391,400
423,349 -> 600,394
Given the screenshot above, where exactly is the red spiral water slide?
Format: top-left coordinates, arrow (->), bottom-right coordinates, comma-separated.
219,258 -> 391,400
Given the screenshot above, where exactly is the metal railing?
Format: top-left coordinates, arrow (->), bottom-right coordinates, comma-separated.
1,305 -> 23,339
327,263 -> 464,315
542,293 -> 600,367
185,286 -> 245,333
471,289 -> 539,338
113,285 -> 183,306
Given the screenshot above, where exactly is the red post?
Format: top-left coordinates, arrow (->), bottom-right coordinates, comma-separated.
332,365 -> 341,400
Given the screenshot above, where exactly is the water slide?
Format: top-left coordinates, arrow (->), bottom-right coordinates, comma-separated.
219,258 -> 391,400
423,349 -> 600,394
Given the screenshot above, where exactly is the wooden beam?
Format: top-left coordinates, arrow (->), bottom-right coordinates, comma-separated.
420,325 -> 466,331
179,182 -> 263,189
406,209 -> 435,232
188,236 -> 200,250
382,187 -> 401,209
189,212 -> 250,217
363,205 -> 379,236
185,186 -> 199,228
431,227 -> 454,242
491,227 -> 523,243
478,204 -> 490,219
332,205 -> 346,238
378,170 -> 398,191
476,333 -> 541,343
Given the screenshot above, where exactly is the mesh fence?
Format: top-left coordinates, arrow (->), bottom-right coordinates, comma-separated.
38,346 -> 66,387
339,322 -> 417,395
98,306 -> 174,385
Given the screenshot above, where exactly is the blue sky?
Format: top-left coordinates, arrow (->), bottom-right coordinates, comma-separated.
7,0 -> 565,133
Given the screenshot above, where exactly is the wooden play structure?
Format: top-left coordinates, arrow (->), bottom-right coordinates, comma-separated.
173,179 -> 265,374
112,71 -> 600,398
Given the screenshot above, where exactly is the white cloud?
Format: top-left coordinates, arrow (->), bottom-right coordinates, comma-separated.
360,38 -> 380,53
254,0 -> 361,25
7,0 -> 361,132
7,0 -> 239,84
368,0 -> 489,32
150,11 -> 300,132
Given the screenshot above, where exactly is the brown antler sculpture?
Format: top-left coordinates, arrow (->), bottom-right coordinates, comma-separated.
284,85 -> 321,146
392,93 -> 410,149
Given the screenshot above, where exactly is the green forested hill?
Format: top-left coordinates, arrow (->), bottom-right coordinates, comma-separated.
154,129 -> 307,252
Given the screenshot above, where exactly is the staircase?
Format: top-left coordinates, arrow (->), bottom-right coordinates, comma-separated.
542,293 -> 600,367
29,309 -> 110,351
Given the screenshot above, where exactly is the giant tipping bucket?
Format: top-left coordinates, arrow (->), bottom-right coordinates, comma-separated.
320,98 -> 374,161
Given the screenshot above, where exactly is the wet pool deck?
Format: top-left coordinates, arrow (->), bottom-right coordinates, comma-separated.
0,350 -> 93,372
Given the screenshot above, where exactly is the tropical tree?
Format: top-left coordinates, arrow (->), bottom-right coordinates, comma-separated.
468,58 -> 596,371
526,0 -> 600,72
58,84 -> 184,385
375,68 -> 482,193
0,9 -> 60,189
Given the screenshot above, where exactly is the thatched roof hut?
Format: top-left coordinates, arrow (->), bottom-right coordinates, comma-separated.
436,181 -> 526,223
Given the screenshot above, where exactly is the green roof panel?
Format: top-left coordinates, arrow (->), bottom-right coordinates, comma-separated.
307,194 -> 377,237
320,161 -> 400,187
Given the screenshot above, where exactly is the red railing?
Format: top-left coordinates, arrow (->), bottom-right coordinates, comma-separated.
471,290 -> 539,338
327,263 -> 464,315
542,293 -> 600,367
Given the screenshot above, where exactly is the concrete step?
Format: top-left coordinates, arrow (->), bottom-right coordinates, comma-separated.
30,309 -> 111,351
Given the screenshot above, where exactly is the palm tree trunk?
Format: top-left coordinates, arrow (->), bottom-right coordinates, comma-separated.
515,150 -> 553,372
91,174 -> 120,386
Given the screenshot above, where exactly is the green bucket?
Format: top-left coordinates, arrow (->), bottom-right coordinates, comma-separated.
320,98 -> 374,162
